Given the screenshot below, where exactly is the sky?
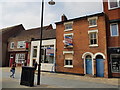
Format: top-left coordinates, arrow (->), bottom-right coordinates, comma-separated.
0,0 -> 103,29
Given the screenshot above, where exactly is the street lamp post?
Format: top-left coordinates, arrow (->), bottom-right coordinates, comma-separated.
37,0 -> 55,85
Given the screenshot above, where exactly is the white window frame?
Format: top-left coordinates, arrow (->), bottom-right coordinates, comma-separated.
63,33 -> 74,48
17,41 -> 26,48
64,21 -> 73,31
10,42 -> 14,49
88,17 -> 98,28
88,30 -> 98,47
110,23 -> 119,37
108,0 -> 120,10
63,51 -> 74,68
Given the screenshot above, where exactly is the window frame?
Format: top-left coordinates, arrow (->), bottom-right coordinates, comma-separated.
88,17 -> 98,28
10,42 -> 14,49
88,30 -> 98,47
108,0 -> 120,10
63,51 -> 74,68
32,46 -> 38,58
110,54 -> 120,73
17,41 -> 26,48
110,23 -> 119,37
64,21 -> 73,31
63,33 -> 73,48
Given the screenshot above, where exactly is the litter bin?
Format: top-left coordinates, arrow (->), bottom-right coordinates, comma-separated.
20,66 -> 35,87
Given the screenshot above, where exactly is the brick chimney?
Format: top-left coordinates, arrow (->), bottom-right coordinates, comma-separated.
61,14 -> 67,21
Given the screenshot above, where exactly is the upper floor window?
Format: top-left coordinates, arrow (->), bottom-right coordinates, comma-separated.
17,41 -> 26,48
109,0 -> 120,9
63,33 -> 73,48
88,17 -> 98,27
64,21 -> 73,31
88,30 -> 98,47
110,23 -> 119,36
10,42 -> 14,49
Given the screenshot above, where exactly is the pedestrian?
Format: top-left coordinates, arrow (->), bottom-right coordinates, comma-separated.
10,62 -> 16,78
34,61 -> 38,71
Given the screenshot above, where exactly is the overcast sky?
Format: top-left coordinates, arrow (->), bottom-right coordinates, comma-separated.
0,0 -> 103,29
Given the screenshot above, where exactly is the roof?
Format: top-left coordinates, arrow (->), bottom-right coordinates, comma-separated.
55,12 -> 105,24
0,24 -> 25,34
9,24 -> 55,40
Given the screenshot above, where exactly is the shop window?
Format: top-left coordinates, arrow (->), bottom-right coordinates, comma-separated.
111,54 -> 120,73
88,17 -> 98,27
41,45 -> 54,64
64,53 -> 73,68
64,33 -> 73,48
110,23 -> 119,36
10,42 -> 14,49
33,46 -> 37,58
109,0 -> 120,9
17,41 -> 25,48
88,30 -> 98,47
15,53 -> 25,64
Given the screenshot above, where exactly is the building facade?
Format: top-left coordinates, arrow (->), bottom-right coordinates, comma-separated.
103,0 -> 120,77
7,24 -> 53,66
55,13 -> 109,77
1,24 -> 25,67
30,38 -> 56,72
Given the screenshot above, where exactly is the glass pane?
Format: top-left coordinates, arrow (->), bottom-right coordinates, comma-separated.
111,24 -> 118,36
65,60 -> 68,65
109,0 -> 118,8
33,49 -> 37,57
111,55 -> 120,72
70,60 -> 72,65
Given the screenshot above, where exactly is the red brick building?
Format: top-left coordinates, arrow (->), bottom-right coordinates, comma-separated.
0,24 -> 25,67
55,13 -> 109,77
8,24 -> 53,66
103,0 -> 120,77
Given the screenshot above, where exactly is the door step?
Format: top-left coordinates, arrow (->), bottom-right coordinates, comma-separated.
84,74 -> 95,77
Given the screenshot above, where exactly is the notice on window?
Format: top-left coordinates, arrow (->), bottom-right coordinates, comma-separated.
112,58 -> 120,73
46,47 -> 54,56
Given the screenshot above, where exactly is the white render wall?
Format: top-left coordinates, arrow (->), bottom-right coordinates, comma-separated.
30,39 -> 56,72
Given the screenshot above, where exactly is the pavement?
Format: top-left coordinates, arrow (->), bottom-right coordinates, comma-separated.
1,67 -> 120,88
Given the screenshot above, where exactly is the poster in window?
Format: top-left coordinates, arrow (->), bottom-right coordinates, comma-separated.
46,47 -> 54,56
111,58 -> 120,73
64,35 -> 73,48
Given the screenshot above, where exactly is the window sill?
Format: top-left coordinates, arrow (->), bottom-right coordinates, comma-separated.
64,65 -> 73,68
111,35 -> 119,37
89,25 -> 97,28
89,44 -> 98,47
109,7 -> 120,10
64,29 -> 73,32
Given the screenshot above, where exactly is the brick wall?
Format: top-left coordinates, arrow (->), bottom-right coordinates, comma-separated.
56,14 -> 108,77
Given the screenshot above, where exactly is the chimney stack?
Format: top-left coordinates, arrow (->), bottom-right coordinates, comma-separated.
61,14 -> 67,21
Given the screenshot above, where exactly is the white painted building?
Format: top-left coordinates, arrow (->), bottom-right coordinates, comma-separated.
30,39 -> 56,72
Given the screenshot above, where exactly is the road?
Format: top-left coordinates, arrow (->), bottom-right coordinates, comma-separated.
1,67 -> 119,88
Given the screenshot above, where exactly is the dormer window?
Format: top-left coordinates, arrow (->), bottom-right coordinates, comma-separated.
109,0 -> 120,9
64,21 -> 73,31
88,17 -> 98,28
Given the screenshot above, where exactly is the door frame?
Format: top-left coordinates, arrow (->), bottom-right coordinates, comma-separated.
82,52 -> 94,75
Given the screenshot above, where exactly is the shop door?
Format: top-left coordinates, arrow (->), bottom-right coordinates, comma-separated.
86,57 -> 92,74
96,59 -> 104,77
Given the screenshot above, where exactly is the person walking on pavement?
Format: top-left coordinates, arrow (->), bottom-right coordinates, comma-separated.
10,62 -> 16,78
34,61 -> 38,71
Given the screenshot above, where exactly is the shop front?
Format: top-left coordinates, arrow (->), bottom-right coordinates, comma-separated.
108,47 -> 120,77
